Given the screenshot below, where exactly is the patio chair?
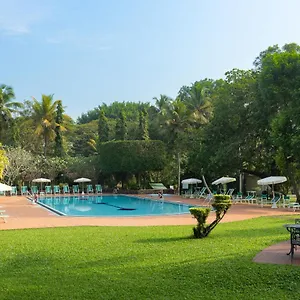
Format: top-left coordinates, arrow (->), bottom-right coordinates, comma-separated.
95,184 -> 102,194
10,186 -> 17,196
45,185 -> 52,194
195,187 -> 206,198
270,193 -> 281,208
63,185 -> 70,194
258,194 -> 268,207
226,189 -> 235,199
21,186 -> 28,195
233,192 -> 243,203
31,186 -> 38,194
73,185 -> 79,194
53,185 -> 60,194
87,184 -> 94,194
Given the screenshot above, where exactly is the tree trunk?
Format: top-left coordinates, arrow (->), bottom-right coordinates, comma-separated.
202,175 -> 212,195
287,164 -> 300,202
44,135 -> 47,158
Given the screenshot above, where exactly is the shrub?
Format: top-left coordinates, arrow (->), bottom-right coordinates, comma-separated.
190,194 -> 232,238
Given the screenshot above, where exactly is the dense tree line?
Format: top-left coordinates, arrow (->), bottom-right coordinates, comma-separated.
1,43 -> 300,199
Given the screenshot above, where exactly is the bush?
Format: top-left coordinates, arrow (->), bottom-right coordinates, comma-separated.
189,194 -> 232,238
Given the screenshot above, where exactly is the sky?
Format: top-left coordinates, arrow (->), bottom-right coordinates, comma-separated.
1,0 -> 300,120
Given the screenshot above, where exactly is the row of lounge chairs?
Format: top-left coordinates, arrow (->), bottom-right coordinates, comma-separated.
183,187 -> 235,201
4,184 -> 103,196
183,188 -> 299,210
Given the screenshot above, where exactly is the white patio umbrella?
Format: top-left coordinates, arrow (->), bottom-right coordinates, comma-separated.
212,177 -> 236,185
257,176 -> 287,197
181,178 -> 202,192
257,176 -> 287,186
212,176 -> 236,194
257,176 -> 287,208
32,178 -> 51,191
74,177 -> 91,194
0,183 -> 12,192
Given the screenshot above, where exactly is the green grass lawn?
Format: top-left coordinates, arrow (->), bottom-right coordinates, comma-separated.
0,215 -> 299,299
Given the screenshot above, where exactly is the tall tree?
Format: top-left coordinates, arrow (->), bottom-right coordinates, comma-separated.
115,111 -> 127,140
138,109 -> 149,140
98,110 -> 109,142
0,84 -> 23,143
32,94 -> 60,157
54,101 -> 65,157
0,144 -> 8,179
256,43 -> 300,200
178,80 -> 213,125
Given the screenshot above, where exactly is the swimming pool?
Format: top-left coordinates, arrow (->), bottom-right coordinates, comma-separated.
37,195 -> 194,217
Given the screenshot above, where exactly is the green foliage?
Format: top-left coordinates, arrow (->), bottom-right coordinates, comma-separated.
211,194 -> 232,219
0,84 -> 23,143
0,217 -> 298,299
54,101 -> 65,157
138,109 -> 149,140
98,110 -> 109,142
32,94 -> 60,157
190,194 -> 232,238
99,140 -> 166,174
77,101 -> 151,124
69,121 -> 98,156
189,207 -> 211,225
0,144 -> 8,179
257,43 -> 300,199
115,111 -> 127,140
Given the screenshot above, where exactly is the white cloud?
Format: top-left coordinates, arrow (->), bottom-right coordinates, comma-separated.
0,0 -> 50,35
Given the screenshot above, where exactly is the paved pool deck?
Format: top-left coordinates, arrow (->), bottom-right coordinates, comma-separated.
0,194 -> 299,266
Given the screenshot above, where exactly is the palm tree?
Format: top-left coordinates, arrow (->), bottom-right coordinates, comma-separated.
32,94 -> 60,157
155,97 -> 193,194
178,82 -> 212,125
0,84 -> 23,142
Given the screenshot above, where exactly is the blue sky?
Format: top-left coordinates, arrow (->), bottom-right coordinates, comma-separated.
1,0 -> 299,120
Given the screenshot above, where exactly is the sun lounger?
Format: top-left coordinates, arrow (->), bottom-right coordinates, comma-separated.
53,185 -> 60,194
87,184 -> 94,194
31,186 -> 38,194
45,185 -> 52,194
95,184 -> 102,194
63,185 -> 70,194
288,203 -> 300,211
10,186 -> 17,196
21,186 -> 28,195
73,185 -> 79,194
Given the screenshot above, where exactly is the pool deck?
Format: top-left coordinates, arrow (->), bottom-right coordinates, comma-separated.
0,194 -> 298,229
0,194 -> 299,266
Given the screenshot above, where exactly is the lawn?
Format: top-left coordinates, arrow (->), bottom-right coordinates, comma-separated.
0,216 -> 299,299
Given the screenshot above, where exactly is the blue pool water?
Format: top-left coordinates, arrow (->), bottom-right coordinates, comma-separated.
37,195 -> 194,217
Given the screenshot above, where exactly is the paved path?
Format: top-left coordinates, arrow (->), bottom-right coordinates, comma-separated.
0,194 -> 298,229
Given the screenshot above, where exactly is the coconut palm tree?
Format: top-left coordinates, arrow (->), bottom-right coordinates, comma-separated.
0,84 -> 23,142
178,81 -> 213,125
32,94 -> 60,157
